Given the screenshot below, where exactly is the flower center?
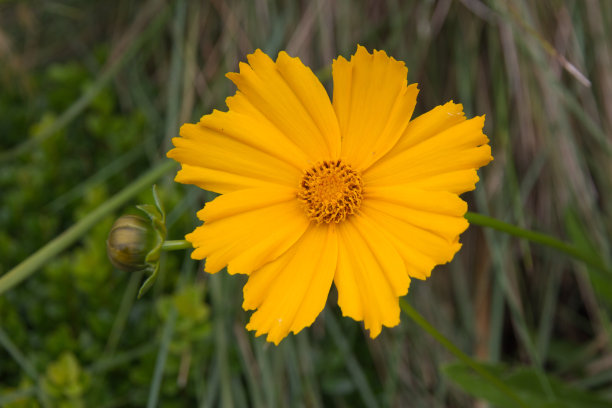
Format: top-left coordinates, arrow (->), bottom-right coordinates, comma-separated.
297,160 -> 363,224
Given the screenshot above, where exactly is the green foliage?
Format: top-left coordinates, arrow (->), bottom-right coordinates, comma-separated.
135,185 -> 168,298
157,283 -> 211,353
42,352 -> 90,408
444,362 -> 612,408
0,9 -> 173,404
565,209 -> 612,309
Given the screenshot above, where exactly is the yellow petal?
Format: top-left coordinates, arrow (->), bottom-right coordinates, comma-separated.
175,164 -> 280,194
196,186 -> 295,222
360,185 -> 467,278
365,184 -> 468,216
364,114 -> 493,193
363,191 -> 467,242
360,198 -> 465,280
350,215 -> 410,297
334,216 -> 407,338
243,224 -> 338,345
386,101 -> 467,155
168,122 -> 302,194
333,45 -> 419,171
226,49 -> 341,161
407,170 -> 481,194
186,187 -> 310,275
203,97 -> 311,170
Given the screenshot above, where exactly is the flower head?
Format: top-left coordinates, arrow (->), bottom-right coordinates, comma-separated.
168,46 -> 492,344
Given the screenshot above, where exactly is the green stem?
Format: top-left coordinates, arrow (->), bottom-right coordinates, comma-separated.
0,160 -> 176,296
161,240 -> 192,251
399,300 -> 528,408
465,211 -> 608,272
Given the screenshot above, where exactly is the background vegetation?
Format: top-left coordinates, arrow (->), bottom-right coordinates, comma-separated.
1,0 -> 612,406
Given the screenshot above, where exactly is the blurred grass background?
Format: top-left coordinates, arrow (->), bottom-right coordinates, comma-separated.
1,0 -> 612,407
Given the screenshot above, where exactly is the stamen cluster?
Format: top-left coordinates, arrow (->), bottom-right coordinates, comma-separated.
297,160 -> 363,224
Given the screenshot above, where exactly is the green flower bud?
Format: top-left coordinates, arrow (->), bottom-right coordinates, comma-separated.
106,215 -> 154,272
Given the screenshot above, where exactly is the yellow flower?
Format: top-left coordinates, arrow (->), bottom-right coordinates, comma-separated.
167,46 -> 493,345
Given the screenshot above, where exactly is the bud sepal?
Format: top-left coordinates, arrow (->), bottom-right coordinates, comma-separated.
134,185 -> 167,298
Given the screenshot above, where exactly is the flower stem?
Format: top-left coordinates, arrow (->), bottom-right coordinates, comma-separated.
399,299 -> 528,408
161,240 -> 192,251
0,160 -> 176,296
465,211 -> 608,272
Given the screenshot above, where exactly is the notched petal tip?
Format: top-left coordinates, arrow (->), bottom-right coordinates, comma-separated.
245,312 -> 288,346
203,257 -> 224,274
166,145 -> 178,160
361,315 -> 401,340
353,44 -> 394,61
266,331 -> 284,347
267,332 -> 285,346
474,114 -> 486,128
365,315 -> 400,339
185,234 -> 206,261
248,48 -> 268,60
276,50 -> 297,64
352,44 -> 369,58
479,144 -> 494,165
332,54 -> 349,65
368,327 -> 382,339
242,296 -> 256,311
179,122 -> 195,133
225,71 -> 239,82
352,44 -> 408,72
225,49 -> 270,84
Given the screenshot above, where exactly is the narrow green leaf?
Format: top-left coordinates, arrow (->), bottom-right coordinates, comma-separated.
443,362 -> 612,408
137,263 -> 160,299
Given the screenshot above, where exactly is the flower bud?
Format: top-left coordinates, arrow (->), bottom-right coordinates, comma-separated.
106,215 -> 153,272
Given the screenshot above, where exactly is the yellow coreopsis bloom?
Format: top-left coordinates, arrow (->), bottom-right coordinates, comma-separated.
168,46 -> 492,345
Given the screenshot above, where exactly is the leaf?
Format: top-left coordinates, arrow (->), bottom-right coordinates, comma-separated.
136,204 -> 162,223
151,184 -> 166,223
134,185 -> 170,298
565,209 -> 612,307
443,362 -> 612,408
137,263 -> 160,299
